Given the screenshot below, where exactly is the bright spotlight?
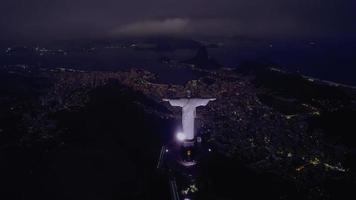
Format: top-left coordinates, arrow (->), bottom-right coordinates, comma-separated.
176,132 -> 186,142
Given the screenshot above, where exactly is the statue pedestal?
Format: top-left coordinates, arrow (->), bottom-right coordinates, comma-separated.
182,140 -> 195,148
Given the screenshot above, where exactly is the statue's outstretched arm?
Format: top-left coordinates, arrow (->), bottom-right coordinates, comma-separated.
196,98 -> 216,107
162,99 -> 186,107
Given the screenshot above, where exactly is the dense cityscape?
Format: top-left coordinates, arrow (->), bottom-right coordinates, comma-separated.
1,59 -> 355,199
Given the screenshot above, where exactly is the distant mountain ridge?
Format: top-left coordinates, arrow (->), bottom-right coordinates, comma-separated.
182,46 -> 221,69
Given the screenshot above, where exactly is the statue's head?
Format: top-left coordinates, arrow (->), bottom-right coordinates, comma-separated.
186,90 -> 192,98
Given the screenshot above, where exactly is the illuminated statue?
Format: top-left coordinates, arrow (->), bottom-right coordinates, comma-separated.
163,98 -> 216,141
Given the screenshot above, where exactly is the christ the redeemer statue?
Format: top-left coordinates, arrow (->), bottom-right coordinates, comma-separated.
163,98 -> 216,141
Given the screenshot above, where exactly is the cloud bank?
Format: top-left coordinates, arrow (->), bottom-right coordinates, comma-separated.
110,17 -> 308,38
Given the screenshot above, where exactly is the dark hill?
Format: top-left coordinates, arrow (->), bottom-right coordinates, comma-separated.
0,82 -> 174,200
182,46 -> 221,70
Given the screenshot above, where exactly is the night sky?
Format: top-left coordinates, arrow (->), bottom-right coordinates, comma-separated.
1,0 -> 356,41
